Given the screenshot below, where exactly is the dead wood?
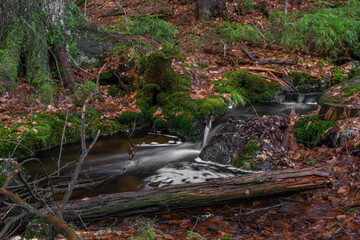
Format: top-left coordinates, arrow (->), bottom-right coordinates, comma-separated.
238,66 -> 284,75
319,103 -> 360,120
58,168 -> 330,221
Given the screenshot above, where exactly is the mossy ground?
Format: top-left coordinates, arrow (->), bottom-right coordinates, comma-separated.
0,110 -> 122,159
294,115 -> 337,147
233,138 -> 263,170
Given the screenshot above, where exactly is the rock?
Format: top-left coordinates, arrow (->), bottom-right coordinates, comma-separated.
199,121 -> 248,164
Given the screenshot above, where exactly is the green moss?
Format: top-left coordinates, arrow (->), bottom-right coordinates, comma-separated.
233,138 -> 262,170
294,115 -> 337,147
332,67 -> 348,84
142,51 -> 191,93
0,111 -> 122,159
142,83 -> 160,93
116,111 -> 138,126
153,118 -> 168,131
172,112 -> 197,136
195,98 -> 227,118
287,71 -> 321,91
222,70 -> 283,102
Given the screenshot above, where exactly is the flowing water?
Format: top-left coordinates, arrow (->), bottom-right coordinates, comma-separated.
23,93 -> 319,197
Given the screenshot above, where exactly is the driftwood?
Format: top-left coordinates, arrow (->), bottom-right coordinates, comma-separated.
59,168 -> 330,221
319,103 -> 360,120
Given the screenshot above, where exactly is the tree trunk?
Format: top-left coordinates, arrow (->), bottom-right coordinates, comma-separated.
196,0 -> 225,20
0,0 -> 106,94
59,168 -> 329,221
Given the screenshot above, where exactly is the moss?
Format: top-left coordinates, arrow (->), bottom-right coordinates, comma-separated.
142,51 -> 190,92
287,71 -> 321,91
24,218 -> 52,239
233,138 -> 262,170
222,70 -> 282,102
116,111 -> 138,126
332,67 -> 348,84
0,111 -> 123,159
142,83 -> 160,93
195,98 -> 227,118
294,115 -> 337,147
153,118 -> 168,131
172,112 -> 197,136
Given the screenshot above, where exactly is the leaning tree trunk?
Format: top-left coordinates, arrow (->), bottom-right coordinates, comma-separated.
0,0 -> 106,96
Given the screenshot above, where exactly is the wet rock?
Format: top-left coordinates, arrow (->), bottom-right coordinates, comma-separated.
199,121 -> 248,164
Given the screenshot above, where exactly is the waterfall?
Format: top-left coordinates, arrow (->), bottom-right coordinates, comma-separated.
202,119 -> 212,148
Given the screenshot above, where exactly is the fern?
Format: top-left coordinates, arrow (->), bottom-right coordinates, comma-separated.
271,0 -> 360,57
218,22 -> 262,43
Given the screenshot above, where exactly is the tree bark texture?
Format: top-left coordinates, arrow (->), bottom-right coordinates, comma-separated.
0,0 -> 105,93
59,168 -> 330,221
197,0 -> 225,20
319,103 -> 360,120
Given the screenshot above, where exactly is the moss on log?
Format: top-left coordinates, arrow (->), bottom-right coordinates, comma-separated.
60,168 -> 330,221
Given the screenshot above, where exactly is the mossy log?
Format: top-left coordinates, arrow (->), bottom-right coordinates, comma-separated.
319,103 -> 360,120
60,168 -> 330,221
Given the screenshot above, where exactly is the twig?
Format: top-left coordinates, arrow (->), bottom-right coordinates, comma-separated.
336,221 -> 353,239
113,0 -> 128,30
236,203 -> 282,216
20,158 -> 60,211
96,63 -> 107,92
9,132 -> 31,159
60,93 -> 101,214
70,56 -> 97,78
245,14 -> 271,45
84,0 -> 88,16
73,211 -> 100,240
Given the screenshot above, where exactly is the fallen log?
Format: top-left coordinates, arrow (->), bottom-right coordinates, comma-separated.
319,103 -> 360,120
60,168 -> 330,221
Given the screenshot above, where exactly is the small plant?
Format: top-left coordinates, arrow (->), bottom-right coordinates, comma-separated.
186,230 -> 206,240
270,0 -> 360,57
133,221 -> 165,240
332,67 -> 348,84
218,22 -> 262,43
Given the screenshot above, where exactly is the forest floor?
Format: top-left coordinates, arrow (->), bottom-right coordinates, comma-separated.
2,0 -> 360,239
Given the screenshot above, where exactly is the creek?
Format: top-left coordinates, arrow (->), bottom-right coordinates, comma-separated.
23,92 -> 319,197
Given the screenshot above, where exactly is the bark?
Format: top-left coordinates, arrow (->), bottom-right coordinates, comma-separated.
0,0 -> 106,93
197,0 -> 225,20
319,103 -> 360,120
58,168 -> 330,221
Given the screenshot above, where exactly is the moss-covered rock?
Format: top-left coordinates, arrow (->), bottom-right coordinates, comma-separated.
286,71 -> 322,91
141,51 -> 190,92
221,70 -> 283,102
294,115 -> 337,147
320,76 -> 360,104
